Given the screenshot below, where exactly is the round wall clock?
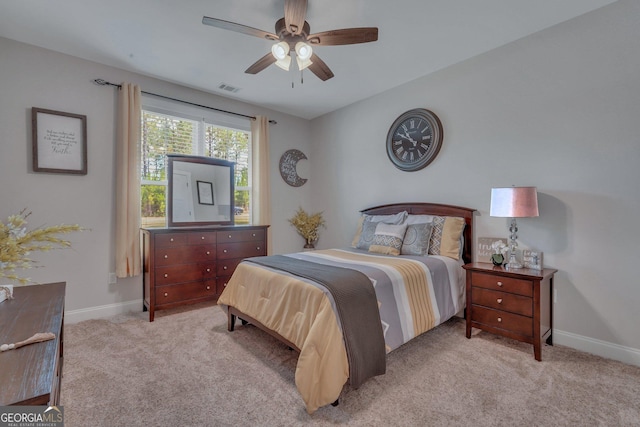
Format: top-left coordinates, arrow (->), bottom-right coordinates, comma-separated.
279,149 -> 308,187
386,108 -> 443,172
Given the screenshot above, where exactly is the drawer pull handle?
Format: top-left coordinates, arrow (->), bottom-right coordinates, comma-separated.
201,236 -> 205,240
224,282 -> 228,287
223,249 -> 228,253
252,233 -> 256,237
497,317 -> 502,323
170,238 -> 174,242
256,247 -> 261,251
206,268 -> 211,273
497,281 -> 503,287
206,251 -> 211,255
164,292 -> 168,297
223,266 -> 228,270
497,298 -> 503,304
164,274 -> 168,278
164,255 -> 168,259
206,286 -> 210,290
228,234 -> 232,239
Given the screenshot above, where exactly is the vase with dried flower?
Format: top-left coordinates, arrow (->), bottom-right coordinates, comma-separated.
0,209 -> 82,300
288,207 -> 326,250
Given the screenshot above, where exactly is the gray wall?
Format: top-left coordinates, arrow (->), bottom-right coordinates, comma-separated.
1,0 -> 638,364
0,37 -> 312,315
309,1 -> 640,362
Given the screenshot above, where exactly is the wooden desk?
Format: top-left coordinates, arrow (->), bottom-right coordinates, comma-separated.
0,282 -> 65,405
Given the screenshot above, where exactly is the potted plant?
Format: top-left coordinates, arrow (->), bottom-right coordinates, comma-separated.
490,240 -> 509,266
1,209 -> 83,297
288,207 -> 326,249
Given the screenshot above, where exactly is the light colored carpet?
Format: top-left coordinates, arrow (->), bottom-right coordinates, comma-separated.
61,302 -> 640,426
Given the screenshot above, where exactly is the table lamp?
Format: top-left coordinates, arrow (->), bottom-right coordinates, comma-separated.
490,187 -> 539,269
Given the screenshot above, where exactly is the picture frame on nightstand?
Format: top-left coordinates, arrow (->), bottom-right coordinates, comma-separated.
523,249 -> 543,270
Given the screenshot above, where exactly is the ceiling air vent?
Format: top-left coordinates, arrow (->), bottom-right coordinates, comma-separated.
218,83 -> 240,93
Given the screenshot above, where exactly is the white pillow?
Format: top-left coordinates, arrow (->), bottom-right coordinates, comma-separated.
351,211 -> 408,247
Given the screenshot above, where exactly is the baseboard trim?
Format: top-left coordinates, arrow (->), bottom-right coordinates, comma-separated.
65,299 -> 143,324
554,329 -> 640,367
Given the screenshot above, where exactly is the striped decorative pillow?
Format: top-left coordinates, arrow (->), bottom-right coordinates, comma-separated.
369,222 -> 408,256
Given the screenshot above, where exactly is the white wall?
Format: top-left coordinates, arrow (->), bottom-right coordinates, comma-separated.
0,37 -> 312,318
309,0 -> 640,362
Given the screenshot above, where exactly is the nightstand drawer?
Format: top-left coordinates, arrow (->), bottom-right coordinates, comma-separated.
472,287 -> 533,317
472,305 -> 533,337
470,272 -> 533,297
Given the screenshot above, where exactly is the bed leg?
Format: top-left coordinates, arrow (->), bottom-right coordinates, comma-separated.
331,399 -> 339,407
228,312 -> 236,332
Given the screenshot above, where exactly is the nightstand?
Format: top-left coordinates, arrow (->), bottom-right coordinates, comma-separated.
463,262 -> 557,361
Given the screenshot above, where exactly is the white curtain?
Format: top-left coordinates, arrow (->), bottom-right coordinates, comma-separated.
115,83 -> 142,277
251,116 -> 272,255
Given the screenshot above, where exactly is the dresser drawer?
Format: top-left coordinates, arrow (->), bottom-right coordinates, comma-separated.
470,272 -> 533,297
155,263 -> 216,285
154,244 -> 216,266
156,233 -> 188,248
217,257 -> 243,276
472,305 -> 533,337
472,287 -> 533,317
217,229 -> 265,243
187,231 -> 217,245
218,241 -> 266,259
156,280 -> 216,305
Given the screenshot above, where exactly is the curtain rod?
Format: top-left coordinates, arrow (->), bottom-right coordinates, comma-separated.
93,79 -> 276,125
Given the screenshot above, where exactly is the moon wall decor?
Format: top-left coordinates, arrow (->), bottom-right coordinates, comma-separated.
279,149 -> 308,187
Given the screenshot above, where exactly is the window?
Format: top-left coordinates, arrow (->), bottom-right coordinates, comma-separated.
140,108 -> 251,227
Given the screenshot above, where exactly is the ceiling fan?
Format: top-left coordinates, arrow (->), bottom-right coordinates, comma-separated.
202,0 -> 378,81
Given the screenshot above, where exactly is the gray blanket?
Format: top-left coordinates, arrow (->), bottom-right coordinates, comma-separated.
245,255 -> 386,388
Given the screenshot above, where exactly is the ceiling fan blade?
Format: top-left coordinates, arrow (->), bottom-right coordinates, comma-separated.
245,52 -> 277,74
308,53 -> 334,81
202,16 -> 278,41
284,0 -> 308,35
307,27 -> 378,46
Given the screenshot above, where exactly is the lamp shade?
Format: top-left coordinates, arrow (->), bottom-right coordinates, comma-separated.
490,187 -> 539,218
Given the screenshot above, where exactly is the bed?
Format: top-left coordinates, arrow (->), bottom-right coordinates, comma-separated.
217,203 -> 475,413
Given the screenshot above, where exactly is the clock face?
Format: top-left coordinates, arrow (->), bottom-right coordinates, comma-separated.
386,109 -> 443,171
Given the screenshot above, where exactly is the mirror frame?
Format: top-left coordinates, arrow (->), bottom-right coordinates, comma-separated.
167,154 -> 235,227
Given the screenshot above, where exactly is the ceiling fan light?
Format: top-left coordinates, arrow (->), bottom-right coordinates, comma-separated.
295,42 -> 313,60
271,41 -> 290,60
274,55 -> 292,71
296,56 -> 313,71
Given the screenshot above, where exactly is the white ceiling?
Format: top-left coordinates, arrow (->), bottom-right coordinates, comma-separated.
0,0 -> 617,120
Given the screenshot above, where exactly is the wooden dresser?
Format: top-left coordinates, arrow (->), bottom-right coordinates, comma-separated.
142,225 -> 268,321
463,263 -> 557,361
0,282 -> 65,406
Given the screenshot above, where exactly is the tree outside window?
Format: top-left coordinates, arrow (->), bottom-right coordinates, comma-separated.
140,110 -> 251,227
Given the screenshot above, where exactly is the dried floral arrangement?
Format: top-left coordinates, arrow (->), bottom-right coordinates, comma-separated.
0,209 -> 83,284
288,207 -> 326,248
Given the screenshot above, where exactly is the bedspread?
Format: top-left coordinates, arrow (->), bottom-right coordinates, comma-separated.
217,248 -> 464,413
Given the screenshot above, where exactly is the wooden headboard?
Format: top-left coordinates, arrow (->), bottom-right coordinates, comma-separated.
361,203 -> 476,264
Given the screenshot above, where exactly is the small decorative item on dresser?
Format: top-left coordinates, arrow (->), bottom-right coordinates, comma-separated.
0,285 -> 13,303
288,207 -> 326,249
523,250 -> 543,270
0,209 -> 83,285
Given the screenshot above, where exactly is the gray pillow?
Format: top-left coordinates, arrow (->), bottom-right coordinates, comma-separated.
401,223 -> 433,256
355,219 -> 379,250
